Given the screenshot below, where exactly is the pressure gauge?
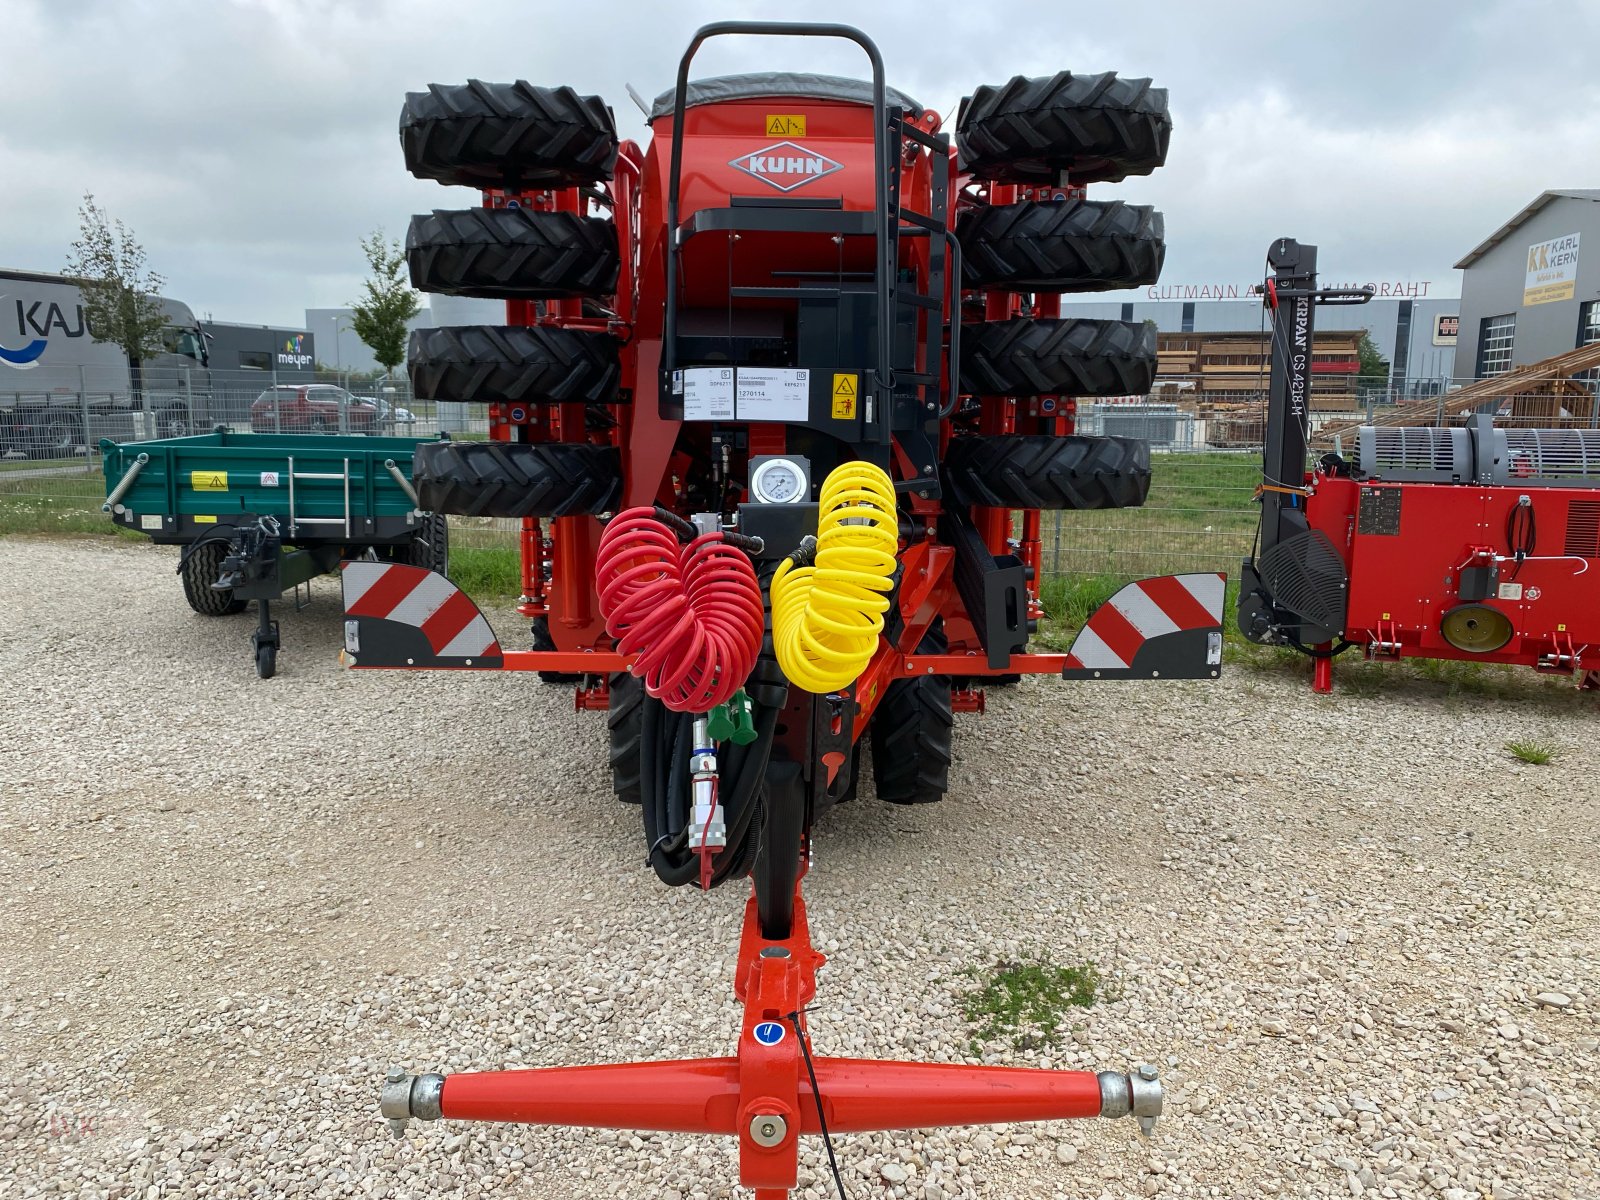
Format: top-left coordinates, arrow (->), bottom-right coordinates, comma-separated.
749,455 -> 810,505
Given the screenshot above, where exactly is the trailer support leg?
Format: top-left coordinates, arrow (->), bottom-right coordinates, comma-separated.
252,599 -> 280,680
1313,648 -> 1333,694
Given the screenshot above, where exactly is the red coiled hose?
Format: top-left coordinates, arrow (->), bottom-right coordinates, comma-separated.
595,508 -> 765,713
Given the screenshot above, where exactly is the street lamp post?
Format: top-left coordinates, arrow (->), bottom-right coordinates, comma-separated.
333,315 -> 354,385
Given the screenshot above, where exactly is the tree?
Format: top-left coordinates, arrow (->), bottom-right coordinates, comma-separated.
349,230 -> 421,374
1356,330 -> 1390,399
66,193 -> 169,394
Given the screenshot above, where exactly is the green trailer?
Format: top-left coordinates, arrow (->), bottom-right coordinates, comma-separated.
101,430 -> 448,678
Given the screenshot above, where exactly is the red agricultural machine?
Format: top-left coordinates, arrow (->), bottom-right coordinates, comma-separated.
350,23 -> 1225,1195
1239,238 -> 1600,693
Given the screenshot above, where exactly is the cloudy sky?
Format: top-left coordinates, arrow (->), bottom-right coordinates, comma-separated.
5,0 -> 1597,327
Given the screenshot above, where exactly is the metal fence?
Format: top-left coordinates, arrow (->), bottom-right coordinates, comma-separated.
21,362 -> 1594,585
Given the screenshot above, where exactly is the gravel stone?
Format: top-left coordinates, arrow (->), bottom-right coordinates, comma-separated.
2,538 -> 1598,1199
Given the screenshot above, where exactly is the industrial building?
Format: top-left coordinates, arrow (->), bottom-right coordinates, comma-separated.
1452,190 -> 1600,379
1061,293 -> 1461,398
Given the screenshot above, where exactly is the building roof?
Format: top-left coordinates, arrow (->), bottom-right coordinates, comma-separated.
1455,190 -> 1600,269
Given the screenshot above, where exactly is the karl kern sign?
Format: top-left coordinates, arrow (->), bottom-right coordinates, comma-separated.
1524,233 -> 1580,307
1433,314 -> 1459,346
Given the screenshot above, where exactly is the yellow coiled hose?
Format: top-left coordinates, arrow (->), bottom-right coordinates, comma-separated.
771,461 -> 898,693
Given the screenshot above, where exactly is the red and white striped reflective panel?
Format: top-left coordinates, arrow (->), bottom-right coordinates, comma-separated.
1064,572 -> 1224,671
341,562 -> 500,659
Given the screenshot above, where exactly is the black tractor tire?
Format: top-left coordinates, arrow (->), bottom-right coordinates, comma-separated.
943,434 -> 1151,510
871,624 -> 954,806
961,318 -> 1157,397
401,81 -> 618,189
957,199 -> 1164,292
531,615 -> 583,685
180,540 -> 247,616
408,325 -> 623,406
957,72 -> 1170,185
406,512 -> 451,574
607,671 -> 644,803
412,440 -> 621,518
407,208 -> 620,299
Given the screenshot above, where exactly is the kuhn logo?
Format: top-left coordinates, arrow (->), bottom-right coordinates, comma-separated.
0,295 -> 88,370
729,141 -> 843,193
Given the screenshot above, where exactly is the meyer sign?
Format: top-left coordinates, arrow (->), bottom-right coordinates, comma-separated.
1524,233 -> 1580,306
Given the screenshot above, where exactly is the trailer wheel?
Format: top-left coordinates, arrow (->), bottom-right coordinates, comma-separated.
256,643 -> 277,679
413,440 -> 621,518
531,615 -> 583,684
957,72 -> 1170,185
406,512 -> 451,574
402,81 -> 618,189
607,671 -> 644,803
943,434 -> 1150,510
407,208 -> 620,300
871,625 -> 953,806
408,325 -> 623,405
961,318 -> 1157,397
180,540 -> 248,616
957,199 -> 1163,292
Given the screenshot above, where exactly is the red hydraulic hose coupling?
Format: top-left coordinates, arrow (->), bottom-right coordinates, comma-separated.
594,507 -> 764,713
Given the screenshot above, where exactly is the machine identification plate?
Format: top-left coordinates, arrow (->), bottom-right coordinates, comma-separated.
1356,487 -> 1402,536
679,367 -> 734,421
140,514 -> 162,531
736,368 -> 809,421
191,470 -> 228,492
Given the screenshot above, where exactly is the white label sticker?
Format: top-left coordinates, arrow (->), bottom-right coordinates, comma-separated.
140,514 -> 162,531
682,367 -> 735,421
736,367 -> 810,421
1497,582 -> 1524,601
260,471 -> 280,487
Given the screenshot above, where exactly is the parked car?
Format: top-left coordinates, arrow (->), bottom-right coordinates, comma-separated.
250,385 -> 379,434
373,397 -> 417,427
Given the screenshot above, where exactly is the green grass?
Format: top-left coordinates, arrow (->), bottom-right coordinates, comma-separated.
1505,738 -> 1562,765
447,544 -> 521,604
960,953 -> 1103,1054
0,454 -> 91,473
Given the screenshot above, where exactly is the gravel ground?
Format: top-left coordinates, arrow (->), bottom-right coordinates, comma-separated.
2,536 -> 1597,1200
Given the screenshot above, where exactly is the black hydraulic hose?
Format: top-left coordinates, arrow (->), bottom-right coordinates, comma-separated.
639,692 -> 781,888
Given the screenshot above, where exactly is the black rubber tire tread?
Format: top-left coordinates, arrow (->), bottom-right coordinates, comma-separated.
181,541 -> 247,616
412,440 -> 621,518
961,318 -> 1157,397
408,325 -> 623,405
256,644 -> 277,680
957,72 -> 1170,185
871,625 -> 953,806
405,512 -> 451,574
957,199 -> 1164,292
943,434 -> 1151,510
401,81 -> 618,189
531,615 -> 583,685
607,672 -> 644,803
407,208 -> 620,299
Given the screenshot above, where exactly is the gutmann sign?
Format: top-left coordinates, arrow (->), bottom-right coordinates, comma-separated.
1145,280 -> 1438,300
